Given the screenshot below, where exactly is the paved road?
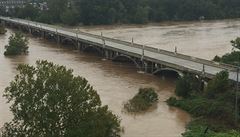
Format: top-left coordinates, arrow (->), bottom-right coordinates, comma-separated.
1,17 -> 239,82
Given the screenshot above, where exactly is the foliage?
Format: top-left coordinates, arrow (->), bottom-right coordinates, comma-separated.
183,120 -> 240,137
205,71 -> 229,98
2,0 -> 240,25
213,38 -> 240,66
60,9 -> 78,26
167,70 -> 239,136
175,75 -> 190,98
167,95 -> 234,122
231,37 -> 240,50
4,32 -> 29,56
15,4 -> 39,20
1,60 -> 121,137
124,88 -> 158,112
47,0 -> 68,23
0,25 -> 6,34
175,74 -> 201,98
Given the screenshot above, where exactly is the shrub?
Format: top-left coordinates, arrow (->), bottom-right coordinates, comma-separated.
205,71 -> 229,98
124,88 -> 158,112
175,74 -> 201,98
4,32 -> 29,56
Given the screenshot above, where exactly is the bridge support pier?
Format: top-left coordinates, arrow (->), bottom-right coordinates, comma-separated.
28,27 -> 32,34
57,35 -> 61,44
41,31 -> 45,38
77,42 -> 81,51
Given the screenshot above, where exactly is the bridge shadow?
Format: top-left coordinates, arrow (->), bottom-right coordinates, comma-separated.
154,70 -> 180,80
83,46 -> 103,56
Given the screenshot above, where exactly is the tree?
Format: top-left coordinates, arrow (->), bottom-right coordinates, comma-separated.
47,0 -> 68,23
4,32 -> 29,56
231,37 -> 240,50
175,75 -> 192,98
1,60 -> 121,137
213,38 -> 240,66
205,71 -> 229,98
16,4 -> 39,20
60,9 -> 78,26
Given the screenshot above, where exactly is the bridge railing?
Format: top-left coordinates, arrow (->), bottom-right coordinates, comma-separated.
1,16 -> 238,72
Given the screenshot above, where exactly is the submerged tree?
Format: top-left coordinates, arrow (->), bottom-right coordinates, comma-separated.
1,60 -> 121,137
4,32 -> 29,56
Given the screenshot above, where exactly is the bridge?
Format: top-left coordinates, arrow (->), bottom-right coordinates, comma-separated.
0,16 -> 239,82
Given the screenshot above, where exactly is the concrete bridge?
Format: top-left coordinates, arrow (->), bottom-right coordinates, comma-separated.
0,16 -> 239,82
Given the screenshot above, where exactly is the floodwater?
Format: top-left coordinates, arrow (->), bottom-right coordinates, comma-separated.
1,19 -> 240,136
80,19 -> 240,60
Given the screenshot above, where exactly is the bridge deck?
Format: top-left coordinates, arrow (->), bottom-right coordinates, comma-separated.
1,17 -> 239,82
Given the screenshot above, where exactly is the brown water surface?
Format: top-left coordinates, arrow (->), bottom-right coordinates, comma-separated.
0,29 -> 190,137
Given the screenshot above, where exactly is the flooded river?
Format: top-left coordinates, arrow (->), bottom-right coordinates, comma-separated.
1,19 -> 240,136
81,19 -> 240,59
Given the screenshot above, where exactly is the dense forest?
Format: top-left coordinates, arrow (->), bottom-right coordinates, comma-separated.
1,0 -> 240,25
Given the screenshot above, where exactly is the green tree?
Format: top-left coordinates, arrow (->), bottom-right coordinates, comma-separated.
47,0 -> 68,23
16,4 -> 39,20
1,60 -> 121,137
4,32 -> 29,56
231,37 -> 240,50
205,71 -> 229,98
60,9 -> 78,26
175,75 -> 193,98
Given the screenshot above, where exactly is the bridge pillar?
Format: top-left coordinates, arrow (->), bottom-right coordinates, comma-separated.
104,50 -> 110,59
77,42 -> 81,51
28,27 -> 32,34
151,62 -> 154,74
57,35 -> 61,44
142,61 -> 148,72
41,31 -> 45,38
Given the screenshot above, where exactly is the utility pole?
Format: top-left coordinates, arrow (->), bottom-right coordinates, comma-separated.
235,67 -> 239,123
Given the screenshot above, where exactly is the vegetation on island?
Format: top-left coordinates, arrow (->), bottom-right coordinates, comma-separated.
0,25 -> 6,34
1,0 -> 240,25
1,60 -> 121,137
214,37 -> 240,66
4,32 -> 29,56
167,71 -> 240,136
124,88 -> 158,113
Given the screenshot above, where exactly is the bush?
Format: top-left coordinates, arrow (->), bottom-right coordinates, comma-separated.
183,120 -> 240,137
205,71 -> 229,98
175,74 -> 201,98
60,9 -> 79,26
124,88 -> 158,112
4,32 -> 29,56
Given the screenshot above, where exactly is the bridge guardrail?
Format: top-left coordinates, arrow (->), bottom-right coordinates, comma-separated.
1,16 -> 238,72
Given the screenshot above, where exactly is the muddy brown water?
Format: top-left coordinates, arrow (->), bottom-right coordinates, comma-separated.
80,19 -> 240,60
1,19 -> 240,136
